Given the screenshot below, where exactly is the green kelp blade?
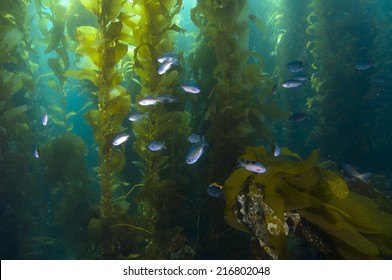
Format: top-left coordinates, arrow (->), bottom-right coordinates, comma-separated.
299,207 -> 379,258
268,149 -> 319,175
329,192 -> 392,235
279,147 -> 302,160
321,169 -> 349,199
80,0 -> 100,15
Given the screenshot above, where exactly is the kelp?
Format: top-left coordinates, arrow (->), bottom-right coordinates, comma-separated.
223,145 -> 392,259
35,0 -> 74,132
305,0 -> 381,162
67,0 -> 134,258
189,0 -> 287,186
121,0 -> 196,258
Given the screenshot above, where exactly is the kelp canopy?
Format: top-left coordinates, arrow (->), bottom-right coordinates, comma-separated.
0,0 -> 391,260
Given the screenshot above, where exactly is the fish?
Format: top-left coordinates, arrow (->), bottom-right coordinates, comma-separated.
238,158 -> 267,174
128,111 -> 148,122
157,94 -> 178,104
207,182 -> 224,198
282,79 -> 304,88
113,133 -> 130,146
372,73 -> 385,83
273,143 -> 280,157
188,133 -> 201,144
33,146 -> 40,159
286,60 -> 306,73
180,83 -> 201,94
272,84 -> 278,95
148,141 -> 166,151
185,136 -> 207,164
157,52 -> 178,64
138,96 -> 160,106
339,162 -> 372,183
292,74 -> 307,82
355,61 -> 374,70
42,112 -> 48,126
158,61 -> 174,75
288,112 -> 307,123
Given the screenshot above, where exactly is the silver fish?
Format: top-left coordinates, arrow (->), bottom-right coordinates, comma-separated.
113,133 -> 130,146
188,133 -> 201,144
274,143 -> 280,157
157,94 -> 178,104
282,79 -> 304,88
292,74 -> 307,82
158,61 -> 174,75
138,96 -> 160,106
33,146 -> 40,159
339,162 -> 372,183
180,83 -> 201,94
238,159 -> 267,173
286,60 -> 306,73
128,111 -> 148,122
148,141 -> 166,151
272,84 -> 278,95
185,137 -> 207,164
157,52 -> 177,64
355,61 -> 374,70
372,73 -> 385,83
42,112 -> 48,126
288,112 -> 307,123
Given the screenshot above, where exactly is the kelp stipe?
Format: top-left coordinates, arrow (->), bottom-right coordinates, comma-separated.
68,0 -> 131,258
123,0 -> 199,258
36,1 -> 75,132
223,146 -> 392,259
189,0 -> 287,185
305,0 -> 379,163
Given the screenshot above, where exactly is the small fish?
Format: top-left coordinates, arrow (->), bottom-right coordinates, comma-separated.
180,83 -> 201,94
238,158 -> 267,174
207,182 -> 224,198
113,133 -> 130,146
157,94 -> 178,104
157,52 -> 178,64
188,133 -> 201,144
128,111 -> 148,122
282,79 -> 304,88
286,60 -> 306,73
42,112 -> 48,126
372,73 -> 385,83
185,136 -> 207,164
273,143 -> 280,157
148,141 -> 166,151
339,162 -> 372,183
272,84 -> 278,95
288,112 -> 307,123
158,61 -> 174,75
33,146 -> 40,159
292,74 -> 307,82
355,61 -> 374,70
138,96 -> 160,106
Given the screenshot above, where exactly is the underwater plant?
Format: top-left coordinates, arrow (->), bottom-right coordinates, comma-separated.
122,0 -> 202,258
65,0 -> 132,258
189,0 -> 287,186
35,0 -> 76,132
223,145 -> 392,259
305,0 -> 381,164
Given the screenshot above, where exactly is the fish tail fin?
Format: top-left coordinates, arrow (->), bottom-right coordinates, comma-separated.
359,172 -> 372,183
237,158 -> 244,168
